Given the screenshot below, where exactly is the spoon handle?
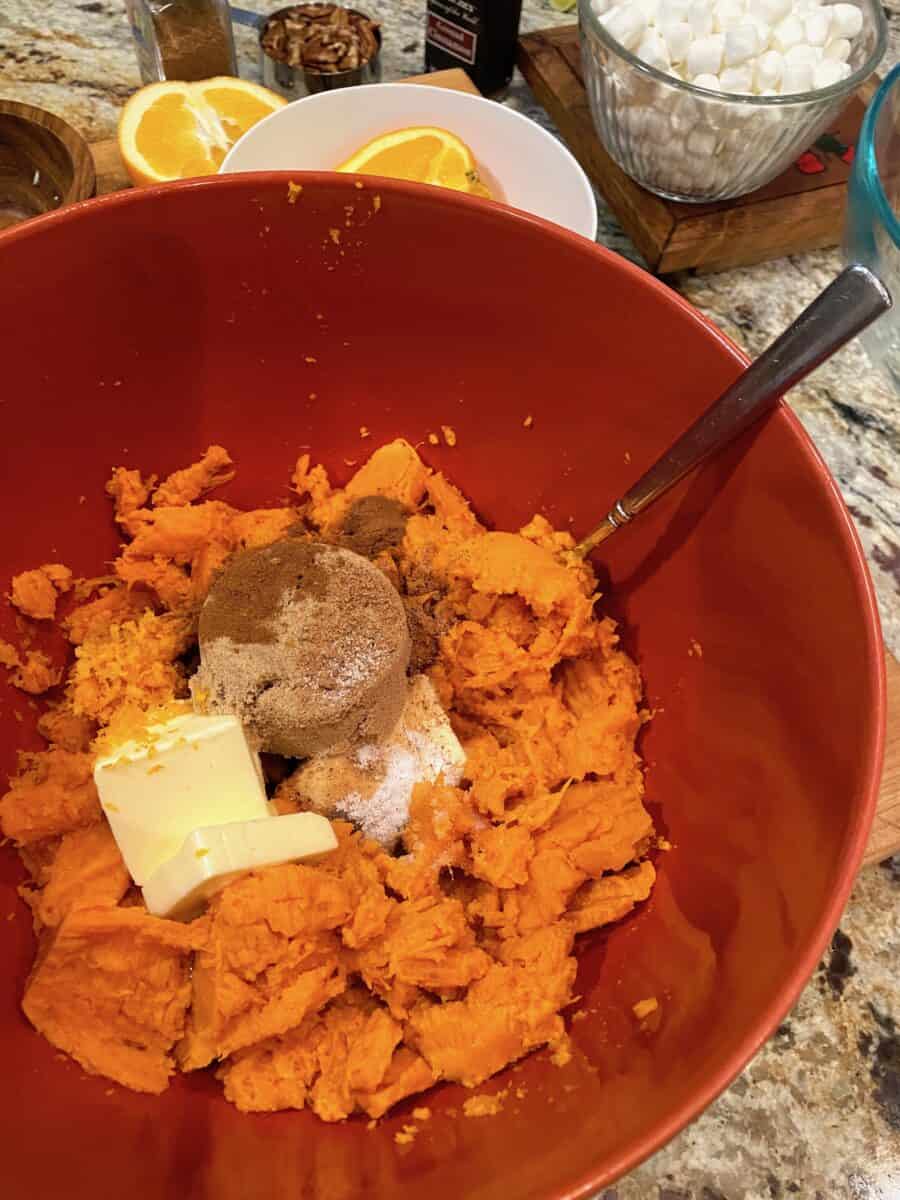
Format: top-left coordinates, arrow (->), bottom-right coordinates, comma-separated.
576,263 -> 891,556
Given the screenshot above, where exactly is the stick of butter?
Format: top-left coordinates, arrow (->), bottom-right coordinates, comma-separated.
93,712 -> 269,885
141,812 -> 338,919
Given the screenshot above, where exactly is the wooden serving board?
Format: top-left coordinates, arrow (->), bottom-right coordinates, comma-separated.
517,24 -> 871,274
84,64 -> 898,867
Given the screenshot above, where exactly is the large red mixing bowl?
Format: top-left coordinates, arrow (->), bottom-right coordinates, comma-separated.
0,175 -> 884,1199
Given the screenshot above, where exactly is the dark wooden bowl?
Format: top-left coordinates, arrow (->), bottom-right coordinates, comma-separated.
0,100 -> 95,230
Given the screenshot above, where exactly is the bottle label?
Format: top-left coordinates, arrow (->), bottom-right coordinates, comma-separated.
425,0 -> 521,95
426,1 -> 480,66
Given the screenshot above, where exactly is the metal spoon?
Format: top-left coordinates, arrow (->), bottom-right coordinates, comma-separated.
576,264 -> 891,557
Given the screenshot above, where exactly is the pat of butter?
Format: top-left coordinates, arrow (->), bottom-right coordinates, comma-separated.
93,712 -> 269,885
141,812 -> 337,919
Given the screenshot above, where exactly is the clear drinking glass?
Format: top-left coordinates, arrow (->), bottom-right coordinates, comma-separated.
845,64 -> 900,382
578,0 -> 886,203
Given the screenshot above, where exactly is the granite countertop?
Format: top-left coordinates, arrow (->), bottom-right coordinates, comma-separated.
0,2 -> 897,1196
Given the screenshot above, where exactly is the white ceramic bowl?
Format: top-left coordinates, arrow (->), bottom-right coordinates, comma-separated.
220,82 -> 598,239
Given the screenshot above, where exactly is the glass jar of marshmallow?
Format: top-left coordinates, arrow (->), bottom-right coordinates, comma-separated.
579,0 -> 886,202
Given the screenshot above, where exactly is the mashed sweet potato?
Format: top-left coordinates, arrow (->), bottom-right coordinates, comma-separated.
0,439 -> 656,1117
10,563 -> 73,621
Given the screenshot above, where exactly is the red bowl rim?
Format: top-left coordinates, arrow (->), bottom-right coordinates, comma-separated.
0,171 -> 887,1195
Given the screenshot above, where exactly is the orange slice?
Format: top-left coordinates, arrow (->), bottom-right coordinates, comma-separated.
336,126 -> 492,198
117,78 -> 286,187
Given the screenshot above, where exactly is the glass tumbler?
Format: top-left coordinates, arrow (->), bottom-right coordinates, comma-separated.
845,64 -> 900,383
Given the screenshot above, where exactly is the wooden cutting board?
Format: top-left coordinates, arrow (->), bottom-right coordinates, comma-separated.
85,65 -> 899,868
517,24 -> 870,274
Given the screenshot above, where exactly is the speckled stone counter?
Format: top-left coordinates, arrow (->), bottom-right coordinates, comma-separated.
0,2 -> 897,1196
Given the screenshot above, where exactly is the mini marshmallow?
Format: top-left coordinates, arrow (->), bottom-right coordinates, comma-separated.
591,0 -> 613,13
687,2 -> 715,35
823,36 -> 851,60
659,19 -> 693,60
755,0 -> 791,23
780,60 -> 814,90
829,2 -> 862,38
754,47 -> 784,86
643,108 -> 671,140
668,107 -> 697,134
719,62 -> 755,90
637,27 -> 672,67
784,42 -> 821,65
713,0 -> 746,32
656,0 -> 691,22
686,126 -> 718,155
745,15 -> 775,42
601,3 -> 647,48
804,8 -> 833,43
687,32 -> 726,76
628,107 -> 654,136
692,71 -> 722,87
813,58 -> 851,86
655,150 -> 690,179
771,13 -> 804,49
724,24 -> 760,64
633,0 -> 662,23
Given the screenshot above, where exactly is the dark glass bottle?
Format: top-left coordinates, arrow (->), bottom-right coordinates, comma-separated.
425,0 -> 524,97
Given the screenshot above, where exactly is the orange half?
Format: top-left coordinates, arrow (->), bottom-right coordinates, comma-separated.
118,78 -> 286,187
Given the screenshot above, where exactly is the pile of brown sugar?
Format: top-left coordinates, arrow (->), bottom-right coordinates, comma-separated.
194,539 -> 410,756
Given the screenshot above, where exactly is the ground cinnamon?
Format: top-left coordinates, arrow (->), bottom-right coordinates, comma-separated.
337,496 -> 445,669
340,495 -> 408,558
126,0 -> 236,82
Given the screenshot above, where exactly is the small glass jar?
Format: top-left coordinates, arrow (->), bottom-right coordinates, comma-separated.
125,0 -> 237,83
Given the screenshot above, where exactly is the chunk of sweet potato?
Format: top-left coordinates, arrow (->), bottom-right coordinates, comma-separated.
179,864 -> 349,1069
23,907 -> 205,1093
25,823 -> 130,930
10,564 -> 73,621
0,750 -> 100,845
